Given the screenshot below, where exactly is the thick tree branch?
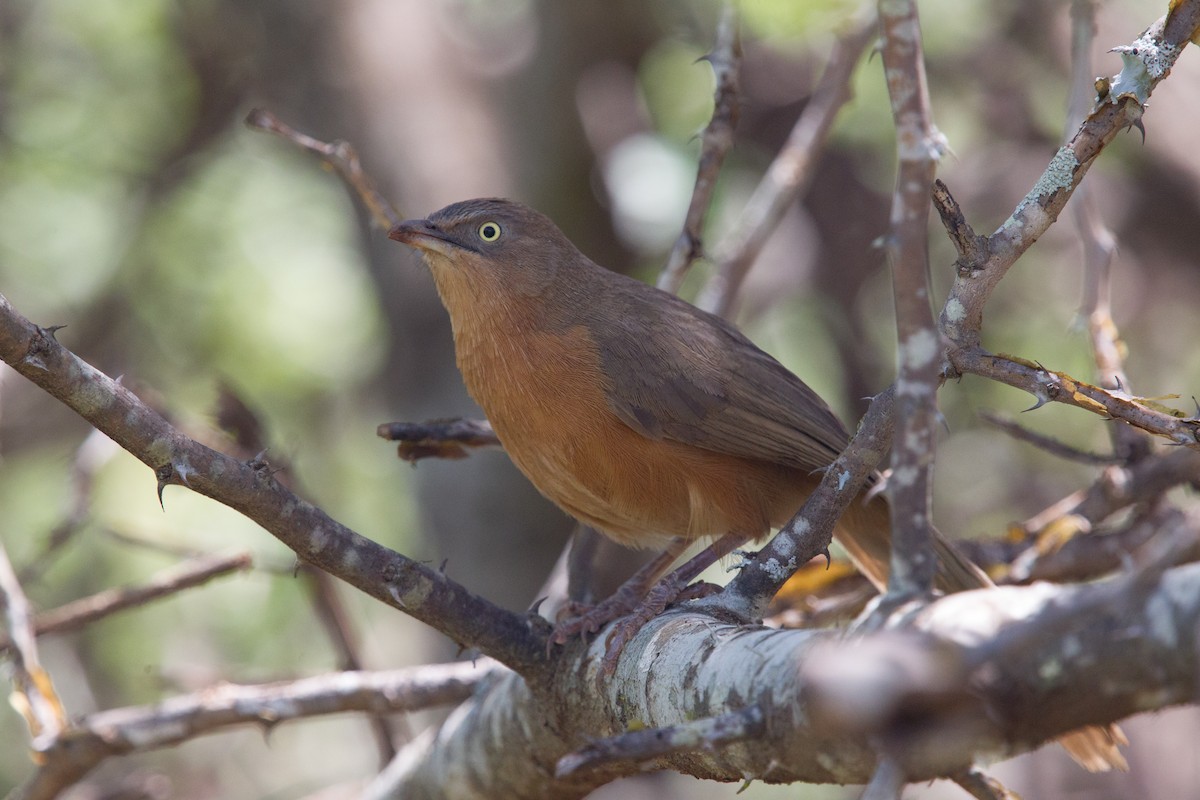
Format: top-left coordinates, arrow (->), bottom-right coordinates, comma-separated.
0,294 -> 549,675
379,552 -> 1200,798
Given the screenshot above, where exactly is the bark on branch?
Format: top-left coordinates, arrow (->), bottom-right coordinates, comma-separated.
374,544 -> 1200,798
938,2 -> 1200,348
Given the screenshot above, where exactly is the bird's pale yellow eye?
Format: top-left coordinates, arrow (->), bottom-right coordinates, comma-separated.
478,221 -> 502,242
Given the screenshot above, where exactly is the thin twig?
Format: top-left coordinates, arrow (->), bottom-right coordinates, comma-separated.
99,525 -> 214,560
877,0 -> 943,595
21,660 -> 501,800
303,565 -> 407,760
0,541 -> 67,749
930,179 -> 988,275
555,704 -> 765,777
1008,448 -> 1200,580
216,381 -> 403,763
713,387 -> 894,619
657,3 -> 741,294
377,417 -> 501,462
698,14 -> 876,317
939,2 -> 1200,347
1012,504 -> 1200,584
0,552 -> 252,653
952,769 -> 1020,800
954,348 -> 1199,446
1066,0 -> 1149,463
245,108 -> 402,230
979,410 -> 1121,465
1014,489 -> 1090,541
18,429 -> 118,584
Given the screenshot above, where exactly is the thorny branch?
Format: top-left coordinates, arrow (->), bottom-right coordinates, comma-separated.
0,296 -> 549,675
714,387 -> 895,620
937,3 -> 1200,346
952,348 -> 1200,445
656,3 -> 741,294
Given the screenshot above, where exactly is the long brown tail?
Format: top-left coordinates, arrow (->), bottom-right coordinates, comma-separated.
835,496 -> 989,594
834,495 -> 1128,772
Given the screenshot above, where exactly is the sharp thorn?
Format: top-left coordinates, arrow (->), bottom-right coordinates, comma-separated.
154,464 -> 173,510
1022,397 -> 1050,412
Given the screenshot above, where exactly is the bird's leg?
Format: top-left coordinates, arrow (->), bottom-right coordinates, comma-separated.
601,531 -> 750,672
550,536 -> 689,646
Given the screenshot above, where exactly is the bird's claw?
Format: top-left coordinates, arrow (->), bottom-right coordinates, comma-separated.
549,594 -> 639,652
551,577 -> 711,670
598,575 -> 693,675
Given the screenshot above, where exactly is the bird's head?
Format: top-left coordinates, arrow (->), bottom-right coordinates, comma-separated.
389,198 -> 579,302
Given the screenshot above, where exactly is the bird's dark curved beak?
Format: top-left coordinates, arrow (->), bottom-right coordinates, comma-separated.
388,219 -> 429,244
389,219 -> 463,256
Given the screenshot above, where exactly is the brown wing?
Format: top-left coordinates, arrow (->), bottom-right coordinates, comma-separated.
587,273 -> 852,473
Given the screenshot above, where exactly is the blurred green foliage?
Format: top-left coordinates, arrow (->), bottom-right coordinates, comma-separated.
1,2 -> 414,789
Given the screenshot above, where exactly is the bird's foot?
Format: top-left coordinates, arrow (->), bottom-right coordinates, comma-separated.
598,574 -> 713,674
549,583 -> 645,650
674,580 -> 721,602
549,576 -> 719,669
